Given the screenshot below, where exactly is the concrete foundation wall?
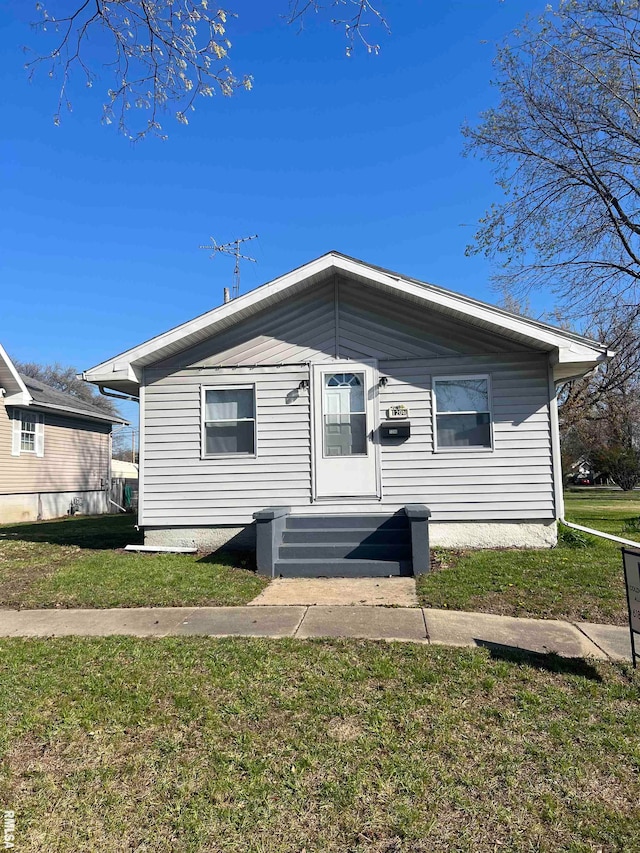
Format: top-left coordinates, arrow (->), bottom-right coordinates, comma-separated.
0,490 -> 109,524
144,520 -> 557,552
429,520 -> 557,549
145,525 -> 256,551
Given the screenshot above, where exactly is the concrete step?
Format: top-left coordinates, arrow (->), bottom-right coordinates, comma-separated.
279,543 -> 413,561
282,528 -> 410,545
286,514 -> 409,531
274,558 -> 410,578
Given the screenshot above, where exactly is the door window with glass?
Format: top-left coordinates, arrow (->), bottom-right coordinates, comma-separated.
433,375 -> 492,449
323,372 -> 367,456
203,386 -> 256,456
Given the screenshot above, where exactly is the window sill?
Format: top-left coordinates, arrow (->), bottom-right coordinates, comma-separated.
201,453 -> 258,460
433,447 -> 494,454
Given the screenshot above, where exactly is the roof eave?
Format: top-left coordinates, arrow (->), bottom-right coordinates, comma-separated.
82,252 -> 613,381
28,400 -> 128,425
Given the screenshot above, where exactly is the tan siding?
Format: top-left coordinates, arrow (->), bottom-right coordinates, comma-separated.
0,403 -> 111,494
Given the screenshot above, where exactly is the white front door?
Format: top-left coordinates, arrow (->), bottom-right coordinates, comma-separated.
312,361 -> 380,499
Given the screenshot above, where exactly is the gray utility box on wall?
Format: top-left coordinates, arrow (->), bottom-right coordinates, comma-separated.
380,420 -> 410,440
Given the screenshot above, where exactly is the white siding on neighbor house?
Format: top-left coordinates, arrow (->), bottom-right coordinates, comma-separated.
142,356 -> 553,526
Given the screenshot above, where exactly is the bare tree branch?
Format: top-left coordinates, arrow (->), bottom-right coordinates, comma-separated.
25,1 -> 387,139
464,0 -> 640,318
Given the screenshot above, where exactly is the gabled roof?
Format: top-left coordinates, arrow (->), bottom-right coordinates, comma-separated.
83,252 -> 613,393
0,344 -> 127,425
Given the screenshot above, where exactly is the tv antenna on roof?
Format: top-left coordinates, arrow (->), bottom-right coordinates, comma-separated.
199,234 -> 258,302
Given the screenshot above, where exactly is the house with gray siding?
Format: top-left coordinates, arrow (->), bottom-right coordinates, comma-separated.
83,253 -> 611,576
0,344 -> 126,523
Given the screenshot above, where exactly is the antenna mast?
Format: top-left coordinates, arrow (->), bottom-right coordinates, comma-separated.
199,234 -> 258,301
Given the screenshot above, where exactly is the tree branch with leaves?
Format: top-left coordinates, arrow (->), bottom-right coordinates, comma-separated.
25,1 -> 388,139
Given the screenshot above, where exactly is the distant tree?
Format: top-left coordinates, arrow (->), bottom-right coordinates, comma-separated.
112,425 -> 139,462
464,0 -> 640,321
591,445 -> 640,491
15,360 -> 121,419
559,310 -> 640,485
25,1 -> 388,140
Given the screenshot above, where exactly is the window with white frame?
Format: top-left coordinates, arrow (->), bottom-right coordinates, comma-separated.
202,386 -> 256,456
11,410 -> 45,457
21,414 -> 36,452
433,375 -> 492,450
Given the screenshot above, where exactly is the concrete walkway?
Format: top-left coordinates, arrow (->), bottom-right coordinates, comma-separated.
248,578 -> 419,607
0,606 -> 632,662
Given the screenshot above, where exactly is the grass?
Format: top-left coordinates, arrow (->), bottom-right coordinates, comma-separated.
0,637 -> 638,852
0,515 -> 266,609
417,489 -> 640,625
2,491 -> 639,619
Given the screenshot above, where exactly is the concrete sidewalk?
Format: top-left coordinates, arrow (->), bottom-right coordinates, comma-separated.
0,605 -> 632,662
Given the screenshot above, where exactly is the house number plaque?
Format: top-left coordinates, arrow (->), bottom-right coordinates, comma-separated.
386,405 -> 409,420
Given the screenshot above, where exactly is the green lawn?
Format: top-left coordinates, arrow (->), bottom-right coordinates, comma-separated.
2,491 -> 639,619
417,489 -> 640,625
0,515 -> 266,609
0,637 -> 638,852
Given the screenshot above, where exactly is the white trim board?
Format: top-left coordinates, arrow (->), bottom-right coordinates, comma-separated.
83,252 -> 613,392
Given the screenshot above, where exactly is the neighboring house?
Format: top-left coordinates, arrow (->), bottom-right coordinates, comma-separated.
110,458 -> 139,511
83,253 -> 611,575
111,459 -> 139,479
0,344 -> 127,523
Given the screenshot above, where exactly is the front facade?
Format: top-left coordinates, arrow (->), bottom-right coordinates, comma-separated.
84,254 -> 611,552
0,345 -> 125,523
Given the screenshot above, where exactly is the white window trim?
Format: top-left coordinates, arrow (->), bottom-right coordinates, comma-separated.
11,409 -> 45,457
432,373 -> 494,453
21,415 -> 37,453
200,384 -> 257,459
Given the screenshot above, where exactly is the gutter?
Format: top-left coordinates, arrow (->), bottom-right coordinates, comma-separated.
560,517 -> 640,549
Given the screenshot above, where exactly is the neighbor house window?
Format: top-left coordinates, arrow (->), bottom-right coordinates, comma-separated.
433,375 -> 492,450
202,386 -> 256,456
21,415 -> 36,452
11,410 -> 44,457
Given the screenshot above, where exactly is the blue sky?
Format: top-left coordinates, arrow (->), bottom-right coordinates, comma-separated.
1,0 -> 546,422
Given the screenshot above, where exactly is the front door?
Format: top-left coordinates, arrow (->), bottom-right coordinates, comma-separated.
312,361 -> 379,499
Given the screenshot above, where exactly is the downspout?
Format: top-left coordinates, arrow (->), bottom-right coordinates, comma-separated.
559,517 -> 640,550
549,358 -> 640,547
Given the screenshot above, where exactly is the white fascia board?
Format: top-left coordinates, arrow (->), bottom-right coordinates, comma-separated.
82,252 -> 610,384
82,255 -> 334,384
3,391 -> 32,406
82,363 -> 142,387
335,256 -> 609,360
0,343 -> 32,402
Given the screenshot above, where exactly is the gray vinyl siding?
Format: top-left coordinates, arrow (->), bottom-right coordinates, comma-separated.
141,351 -> 553,526
142,276 -> 554,526
143,365 -> 311,523
152,277 -> 530,373
377,354 -> 553,520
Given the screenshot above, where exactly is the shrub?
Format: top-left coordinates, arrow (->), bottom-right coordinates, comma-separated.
590,446 -> 640,491
558,523 -> 592,548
